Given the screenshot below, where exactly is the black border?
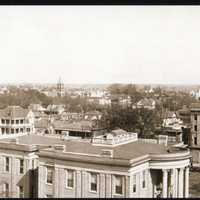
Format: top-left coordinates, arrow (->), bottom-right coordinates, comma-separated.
1,0 -> 200,5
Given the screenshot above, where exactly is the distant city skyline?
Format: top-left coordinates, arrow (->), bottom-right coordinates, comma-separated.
1,6 -> 200,84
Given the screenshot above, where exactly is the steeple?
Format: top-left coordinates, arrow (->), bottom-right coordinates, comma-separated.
57,76 -> 64,97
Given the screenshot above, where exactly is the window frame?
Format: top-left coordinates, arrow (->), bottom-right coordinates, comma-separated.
114,175 -> 123,195
195,125 -> 198,132
5,157 -> 10,172
89,172 -> 98,193
46,167 -> 53,185
66,169 -> 75,189
19,159 -> 24,174
132,174 -> 137,193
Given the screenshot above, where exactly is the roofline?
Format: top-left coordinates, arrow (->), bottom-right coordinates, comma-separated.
37,148 -> 191,167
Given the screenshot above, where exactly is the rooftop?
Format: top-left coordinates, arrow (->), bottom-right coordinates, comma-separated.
0,106 -> 30,118
0,134 -> 183,160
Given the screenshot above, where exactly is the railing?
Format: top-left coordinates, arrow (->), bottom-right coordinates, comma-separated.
138,138 -> 158,144
92,133 -> 138,145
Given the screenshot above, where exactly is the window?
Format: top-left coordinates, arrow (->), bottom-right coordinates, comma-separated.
20,119 -> 24,124
133,174 -> 136,193
1,119 -> 5,124
19,186 -> 24,198
195,137 -> 197,145
195,125 -> 198,131
16,128 -> 19,133
20,128 -> 23,133
195,114 -> 198,121
2,128 -> 5,134
115,175 -> 123,195
5,157 -> 9,172
142,171 -> 146,188
11,128 -> 14,134
6,128 -> 9,134
3,183 -> 9,197
11,120 -> 14,124
90,173 -> 97,192
27,128 -> 30,132
20,159 -> 24,174
16,120 -> 19,124
6,119 -> 9,124
46,167 -> 53,184
66,170 -> 74,188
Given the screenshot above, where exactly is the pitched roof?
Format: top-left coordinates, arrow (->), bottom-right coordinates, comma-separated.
0,106 -> 30,118
53,120 -> 95,132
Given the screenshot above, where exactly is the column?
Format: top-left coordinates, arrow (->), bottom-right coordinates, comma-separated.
174,168 -> 178,198
184,167 -> 189,198
76,170 -> 81,198
99,173 -> 106,198
178,168 -> 184,198
105,174 -> 112,198
125,176 -> 130,197
162,169 -> 168,198
171,169 -> 176,198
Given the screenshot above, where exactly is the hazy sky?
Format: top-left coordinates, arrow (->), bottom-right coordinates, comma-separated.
1,6 -> 200,84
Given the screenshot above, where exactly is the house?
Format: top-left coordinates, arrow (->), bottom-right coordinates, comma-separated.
135,98 -> 156,110
52,120 -> 106,138
0,106 -> 35,138
46,105 -> 65,115
84,111 -> 103,121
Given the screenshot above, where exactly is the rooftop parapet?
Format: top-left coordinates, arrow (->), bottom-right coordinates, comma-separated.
92,132 -> 138,146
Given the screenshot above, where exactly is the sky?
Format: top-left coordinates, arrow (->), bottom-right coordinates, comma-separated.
0,6 -> 200,85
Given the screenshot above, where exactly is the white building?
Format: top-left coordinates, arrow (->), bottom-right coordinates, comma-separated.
0,106 -> 35,138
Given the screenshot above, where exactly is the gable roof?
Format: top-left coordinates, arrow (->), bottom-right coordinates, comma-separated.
0,106 -> 30,118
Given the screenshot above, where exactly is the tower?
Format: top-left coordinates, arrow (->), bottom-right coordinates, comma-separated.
57,77 -> 65,97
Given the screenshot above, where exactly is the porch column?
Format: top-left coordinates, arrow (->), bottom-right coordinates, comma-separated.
178,168 -> 184,198
184,167 -> 189,198
162,169 -> 168,198
171,168 -> 177,198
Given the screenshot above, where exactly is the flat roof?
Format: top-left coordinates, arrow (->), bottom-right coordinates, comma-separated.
0,134 -> 168,160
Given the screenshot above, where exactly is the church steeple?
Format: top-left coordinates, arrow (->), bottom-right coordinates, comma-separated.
57,76 -> 64,97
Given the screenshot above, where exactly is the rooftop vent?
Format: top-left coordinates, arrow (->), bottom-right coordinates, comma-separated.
101,149 -> 113,158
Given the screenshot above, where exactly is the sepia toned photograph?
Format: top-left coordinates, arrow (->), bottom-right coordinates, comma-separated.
0,5 -> 199,198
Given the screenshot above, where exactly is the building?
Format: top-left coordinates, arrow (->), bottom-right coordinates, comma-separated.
52,120 -> 106,138
46,104 -> 65,115
135,98 -> 156,110
0,133 -> 191,198
0,106 -> 35,138
189,103 -> 200,163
